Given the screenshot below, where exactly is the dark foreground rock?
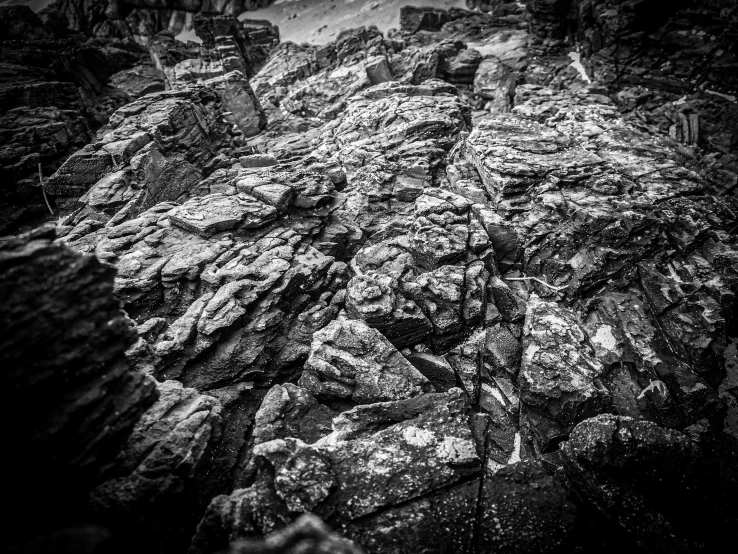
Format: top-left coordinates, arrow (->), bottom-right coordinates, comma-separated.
0,226 -> 157,551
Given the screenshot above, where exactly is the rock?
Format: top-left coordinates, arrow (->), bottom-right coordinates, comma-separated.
0,227 -> 157,548
476,460 -> 578,553
169,193 -> 277,237
559,414 -> 738,553
110,64 -> 166,98
345,273 -> 432,348
406,351 -> 457,391
0,5 -> 54,40
239,154 -> 278,168
191,389 -> 483,554
299,318 -> 434,403
439,47 -> 482,85
404,265 -> 466,352
519,295 -> 610,451
224,514 -> 364,554
252,384 -> 334,445
4,2 -> 738,553
90,380 -> 223,553
474,57 -> 517,112
399,6 -> 459,33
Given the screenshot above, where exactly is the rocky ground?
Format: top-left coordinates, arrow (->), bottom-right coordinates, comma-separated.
2,1 -> 738,554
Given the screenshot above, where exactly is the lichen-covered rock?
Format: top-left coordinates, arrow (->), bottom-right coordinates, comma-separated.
191,389 -> 482,554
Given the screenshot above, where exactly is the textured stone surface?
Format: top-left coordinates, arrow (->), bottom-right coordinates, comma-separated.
91,380 -> 223,553
3,2 -> 738,554
299,318 -> 433,403
0,226 -> 158,550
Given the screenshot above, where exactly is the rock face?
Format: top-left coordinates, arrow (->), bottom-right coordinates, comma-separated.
2,2 -> 738,554
47,0 -> 278,40
91,380 -> 224,553
0,5 -> 164,234
0,226 -> 158,551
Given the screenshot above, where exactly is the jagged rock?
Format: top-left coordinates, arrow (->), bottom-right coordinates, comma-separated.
560,414 -> 738,553
474,57 -> 517,112
399,6 -> 462,33
253,383 -> 334,445
0,19 -> 157,232
345,273 -> 432,348
519,295 -> 610,451
439,47 -> 482,85
48,78 -> 264,219
299,318 -> 433,403
476,460 -> 578,553
0,227 -> 157,549
406,351 -> 457,391
3,2 -> 738,554
91,380 -> 223,553
169,193 -> 277,237
110,65 -> 166,99
0,5 -> 54,40
404,265 -> 466,352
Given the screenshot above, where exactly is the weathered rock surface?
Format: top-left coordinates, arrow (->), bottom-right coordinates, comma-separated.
0,226 -> 158,550
91,380 -> 223,553
560,414 -> 738,553
299,317 -> 433,403
3,2 -> 738,554
0,5 -> 162,233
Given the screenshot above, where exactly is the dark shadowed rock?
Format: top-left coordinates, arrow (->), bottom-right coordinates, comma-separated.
91,380 -> 223,553
0,226 -> 157,548
225,514 -> 364,554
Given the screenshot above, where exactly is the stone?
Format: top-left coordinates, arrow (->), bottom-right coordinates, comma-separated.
252,384 -> 334,445
519,295 -> 610,451
0,227 -> 157,547
224,514 -> 364,554
191,389 -> 482,553
90,380 -> 223,553
168,193 -> 277,237
299,318 -> 433,404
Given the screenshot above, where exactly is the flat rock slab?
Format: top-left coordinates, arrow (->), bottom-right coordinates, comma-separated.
168,193 -> 277,237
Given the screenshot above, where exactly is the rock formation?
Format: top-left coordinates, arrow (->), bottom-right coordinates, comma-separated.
1,1 -> 737,554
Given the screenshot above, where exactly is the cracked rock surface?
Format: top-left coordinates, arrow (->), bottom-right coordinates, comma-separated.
2,1 -> 738,554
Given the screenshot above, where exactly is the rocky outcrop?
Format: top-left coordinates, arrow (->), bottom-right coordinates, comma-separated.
91,380 -> 223,553
0,226 -> 157,551
48,76 -> 265,219
2,2 -> 738,554
560,414 -> 738,553
47,0 -> 278,40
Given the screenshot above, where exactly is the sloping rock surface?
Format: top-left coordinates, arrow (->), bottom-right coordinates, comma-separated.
2,2 -> 738,554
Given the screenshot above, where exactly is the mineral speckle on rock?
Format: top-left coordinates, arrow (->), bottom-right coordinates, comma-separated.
2,1 -> 738,554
